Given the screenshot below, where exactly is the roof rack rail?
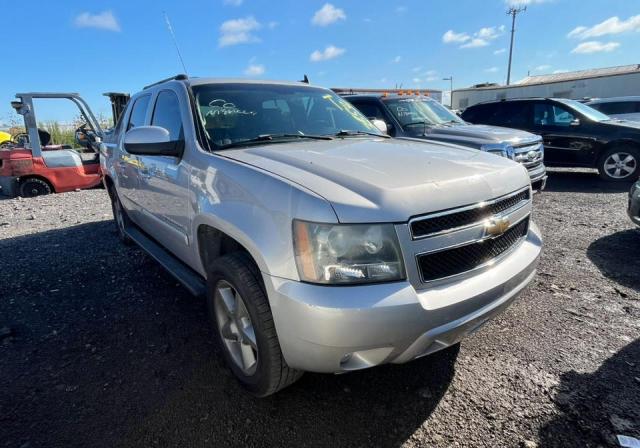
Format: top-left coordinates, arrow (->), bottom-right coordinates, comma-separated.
143,74 -> 189,90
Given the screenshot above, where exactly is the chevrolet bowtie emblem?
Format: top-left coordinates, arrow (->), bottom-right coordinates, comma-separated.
485,217 -> 511,237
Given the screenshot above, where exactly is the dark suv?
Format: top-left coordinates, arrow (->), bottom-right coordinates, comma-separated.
343,94 -> 546,190
462,98 -> 640,181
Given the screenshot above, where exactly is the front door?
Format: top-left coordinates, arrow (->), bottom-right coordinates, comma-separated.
114,94 -> 151,214
530,102 -> 597,166
135,89 -> 191,257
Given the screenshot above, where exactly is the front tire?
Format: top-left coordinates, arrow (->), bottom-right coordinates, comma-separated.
597,147 -> 640,181
206,253 -> 302,396
19,177 -> 52,197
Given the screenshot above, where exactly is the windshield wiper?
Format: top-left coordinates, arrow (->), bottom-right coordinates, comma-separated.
218,133 -> 333,149
332,130 -> 390,138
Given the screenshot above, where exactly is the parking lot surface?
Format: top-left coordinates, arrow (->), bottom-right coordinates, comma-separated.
1,169 -> 639,448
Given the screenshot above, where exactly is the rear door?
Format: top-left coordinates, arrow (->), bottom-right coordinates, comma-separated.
530,101 -> 597,166
135,89 -> 191,255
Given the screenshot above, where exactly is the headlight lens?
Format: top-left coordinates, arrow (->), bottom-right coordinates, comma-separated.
293,220 -> 405,284
480,143 -> 514,160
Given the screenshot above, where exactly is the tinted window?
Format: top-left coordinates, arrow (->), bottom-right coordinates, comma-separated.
533,103 -> 575,126
485,102 -> 530,127
151,90 -> 184,140
127,95 -> 151,131
461,104 -> 490,123
591,101 -> 638,115
351,101 -> 386,121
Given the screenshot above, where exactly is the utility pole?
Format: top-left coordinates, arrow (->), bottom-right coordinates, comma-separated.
442,76 -> 453,108
506,6 -> 526,86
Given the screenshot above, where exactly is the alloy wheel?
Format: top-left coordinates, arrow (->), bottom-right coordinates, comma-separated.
603,152 -> 637,179
213,280 -> 258,375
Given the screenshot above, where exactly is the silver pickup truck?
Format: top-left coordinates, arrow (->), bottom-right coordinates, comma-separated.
101,76 -> 542,396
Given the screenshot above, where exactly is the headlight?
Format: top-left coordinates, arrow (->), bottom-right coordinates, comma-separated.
480,143 -> 514,160
293,220 -> 405,284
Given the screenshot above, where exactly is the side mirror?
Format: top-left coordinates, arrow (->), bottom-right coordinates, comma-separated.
370,119 -> 389,135
124,126 -> 183,157
570,118 -> 581,127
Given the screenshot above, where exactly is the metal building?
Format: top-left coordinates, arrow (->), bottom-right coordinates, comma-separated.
452,64 -> 640,110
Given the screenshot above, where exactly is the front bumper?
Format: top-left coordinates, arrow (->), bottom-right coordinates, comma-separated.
264,222 -> 542,373
527,163 -> 547,192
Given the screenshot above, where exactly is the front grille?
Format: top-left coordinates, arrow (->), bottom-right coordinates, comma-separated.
513,143 -> 544,171
410,189 -> 530,238
417,218 -> 529,282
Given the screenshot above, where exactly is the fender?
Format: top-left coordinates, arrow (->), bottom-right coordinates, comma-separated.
188,159 -> 338,280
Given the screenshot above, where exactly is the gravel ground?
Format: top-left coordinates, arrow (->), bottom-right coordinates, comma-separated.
1,169 -> 639,448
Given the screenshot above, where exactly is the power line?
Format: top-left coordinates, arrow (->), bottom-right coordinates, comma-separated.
506,6 -> 526,86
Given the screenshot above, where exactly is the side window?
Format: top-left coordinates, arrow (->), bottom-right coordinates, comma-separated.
351,101 -> 386,121
533,103 -> 574,126
127,95 -> 151,131
490,103 -> 530,127
151,90 -> 184,141
461,104 -> 485,123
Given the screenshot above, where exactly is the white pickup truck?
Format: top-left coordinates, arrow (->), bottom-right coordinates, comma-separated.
101,75 -> 542,396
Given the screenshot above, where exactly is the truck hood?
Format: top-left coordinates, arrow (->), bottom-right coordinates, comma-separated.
222,138 -> 529,223
415,123 -> 540,148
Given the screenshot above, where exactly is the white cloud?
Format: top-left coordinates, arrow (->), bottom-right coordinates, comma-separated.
223,0 -> 243,5
461,38 -> 490,48
552,69 -> 568,74
534,64 -> 551,71
268,21 -> 279,29
412,66 -> 423,73
74,11 -> 120,32
218,16 -> 261,47
244,64 -> 265,76
442,30 -> 470,44
311,3 -> 346,26
568,15 -> 640,39
310,45 -> 346,62
484,66 -> 500,73
570,41 -> 620,54
494,48 -> 506,55
392,55 -> 401,63
444,25 -> 504,49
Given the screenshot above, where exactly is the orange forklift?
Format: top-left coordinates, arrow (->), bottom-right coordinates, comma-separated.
0,92 -> 128,197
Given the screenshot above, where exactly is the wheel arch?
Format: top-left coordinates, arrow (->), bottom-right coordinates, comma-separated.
602,139 -> 640,155
18,174 -> 55,193
196,223 -> 264,280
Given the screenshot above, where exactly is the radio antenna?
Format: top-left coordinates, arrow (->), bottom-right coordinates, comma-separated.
163,11 -> 189,75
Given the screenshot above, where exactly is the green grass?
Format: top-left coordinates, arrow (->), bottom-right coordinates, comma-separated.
41,121 -> 76,146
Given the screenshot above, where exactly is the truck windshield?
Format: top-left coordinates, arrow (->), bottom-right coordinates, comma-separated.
192,83 -> 382,149
384,98 -> 464,127
555,98 -> 611,122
